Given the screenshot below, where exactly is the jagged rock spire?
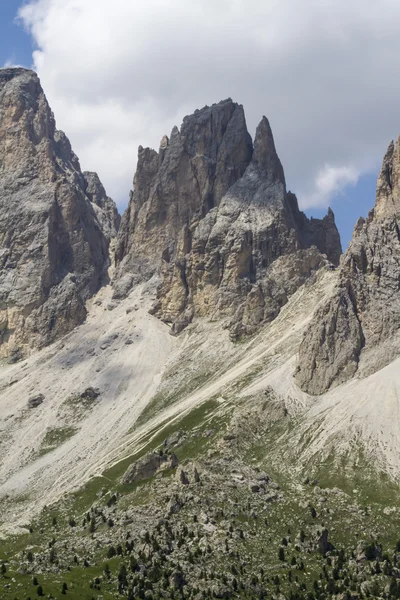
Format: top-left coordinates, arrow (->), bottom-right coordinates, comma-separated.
114,98 -> 342,336
375,137 -> 400,219
252,116 -> 285,185
115,99 -> 253,280
296,136 -> 400,394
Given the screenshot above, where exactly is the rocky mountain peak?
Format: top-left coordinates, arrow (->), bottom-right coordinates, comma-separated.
251,116 -> 285,186
296,136 -> 400,394
375,136 -> 400,219
0,67 -> 118,359
114,98 -> 253,281
115,99 -> 342,337
83,171 -> 121,238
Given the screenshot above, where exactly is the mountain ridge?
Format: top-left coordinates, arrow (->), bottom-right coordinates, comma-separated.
2,66 -> 400,600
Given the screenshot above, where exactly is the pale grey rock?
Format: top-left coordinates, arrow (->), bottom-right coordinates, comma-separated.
112,273 -> 135,300
0,68 -> 118,358
114,99 -> 341,338
122,451 -> 179,484
296,136 -> 400,394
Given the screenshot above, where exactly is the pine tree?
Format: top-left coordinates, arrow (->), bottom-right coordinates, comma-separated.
118,564 -> 128,591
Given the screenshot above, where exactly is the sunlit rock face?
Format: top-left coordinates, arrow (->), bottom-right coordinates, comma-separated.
0,68 -> 118,358
115,100 -> 341,338
296,137 -> 400,394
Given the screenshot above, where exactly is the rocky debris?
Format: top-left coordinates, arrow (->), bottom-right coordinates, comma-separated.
7,348 -> 22,364
122,451 -> 179,484
27,393 -> 44,409
112,273 -> 135,300
0,68 -> 119,359
249,482 -> 260,493
99,333 -> 119,350
114,100 -> 341,338
357,541 -> 383,562
296,135 -> 400,394
167,492 -> 183,515
257,471 -> 270,483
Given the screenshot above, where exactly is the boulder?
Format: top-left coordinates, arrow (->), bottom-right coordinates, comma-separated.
27,394 -> 44,409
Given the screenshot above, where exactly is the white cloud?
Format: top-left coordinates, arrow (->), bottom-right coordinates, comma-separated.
17,0 -> 400,211
3,56 -> 23,68
304,165 -> 359,210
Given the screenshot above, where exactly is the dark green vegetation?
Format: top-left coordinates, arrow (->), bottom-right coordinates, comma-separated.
1,392 -> 400,599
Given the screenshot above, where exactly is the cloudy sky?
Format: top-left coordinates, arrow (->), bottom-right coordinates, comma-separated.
2,0 -> 400,248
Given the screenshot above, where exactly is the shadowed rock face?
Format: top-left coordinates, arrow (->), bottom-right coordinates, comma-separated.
296,137 -> 400,395
115,101 -> 341,338
0,68 -> 119,358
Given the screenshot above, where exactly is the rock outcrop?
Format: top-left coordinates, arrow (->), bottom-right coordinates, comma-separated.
296,137 -> 400,394
123,451 -> 179,484
115,100 -> 341,338
0,68 -> 118,358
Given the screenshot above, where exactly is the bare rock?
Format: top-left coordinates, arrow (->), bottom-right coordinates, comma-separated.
151,116 -> 341,338
27,394 -> 44,409
83,171 -> 120,238
114,100 -> 341,339
123,451 -> 179,484
0,68 -> 119,358
80,387 -> 100,400
296,135 -> 400,394
115,99 -> 253,283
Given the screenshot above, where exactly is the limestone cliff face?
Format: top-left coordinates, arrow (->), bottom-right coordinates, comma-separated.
115,101 -> 341,337
83,171 -> 121,239
296,137 -> 400,395
0,68 -> 118,359
115,99 -> 253,282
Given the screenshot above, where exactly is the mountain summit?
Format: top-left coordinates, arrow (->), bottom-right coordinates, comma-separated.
115,99 -> 341,337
